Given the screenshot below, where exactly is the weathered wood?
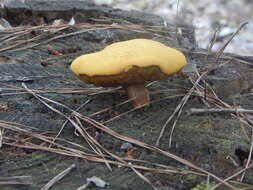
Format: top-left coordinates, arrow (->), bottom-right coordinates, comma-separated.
0,1 -> 252,190
0,0 -> 165,26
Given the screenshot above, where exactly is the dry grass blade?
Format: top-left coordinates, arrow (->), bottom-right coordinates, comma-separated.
0,182 -> 31,185
209,164 -> 253,190
0,86 -> 119,97
214,21 -> 248,62
73,116 -> 113,171
21,84 -> 159,188
0,33 -> 45,53
0,23 -> 178,54
240,129 -> 253,182
1,120 -> 203,189
1,27 -> 111,53
0,176 -> 32,185
1,109 -> 234,189
189,72 -> 253,143
20,84 -> 239,189
189,66 -> 253,129
131,167 -> 158,190
180,48 -> 253,66
0,127 -> 3,148
156,20 -> 250,160
103,94 -> 185,125
40,164 -> 76,190
207,28 -> 219,56
50,99 -> 91,147
178,22 -> 253,190
0,16 -> 251,190
189,108 -> 253,114
80,115 -> 239,189
156,74 -> 203,147
39,82 -> 249,188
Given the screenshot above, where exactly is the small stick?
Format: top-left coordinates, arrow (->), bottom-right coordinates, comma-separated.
0,175 -> 32,185
0,128 -> 3,148
214,21 -> 248,62
209,164 -> 253,190
40,164 -> 76,190
76,183 -> 89,190
50,99 -> 91,148
155,22 -> 248,147
188,108 -> 253,115
240,129 -> 253,182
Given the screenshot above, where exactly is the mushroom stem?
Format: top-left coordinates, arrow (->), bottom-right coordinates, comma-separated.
124,84 -> 150,107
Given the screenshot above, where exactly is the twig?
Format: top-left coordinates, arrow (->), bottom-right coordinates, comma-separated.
207,27 -> 219,55
2,126 -> 205,176
78,115 -> 238,190
158,21 -> 251,147
209,164 -> 253,190
76,183 -> 89,190
155,28 -> 246,146
189,74 -> 252,141
3,27 -> 111,53
50,99 -> 91,147
157,20 -> 249,150
188,108 -> 253,114
40,164 -> 76,190
240,129 -> 253,182
156,73 -> 202,146
21,84 -> 157,188
0,175 -> 32,185
0,128 -> 3,148
214,21 -> 248,62
175,0 -> 180,39
0,181 -> 31,185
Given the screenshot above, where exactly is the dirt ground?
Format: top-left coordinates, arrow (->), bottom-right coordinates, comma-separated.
0,1 -> 253,190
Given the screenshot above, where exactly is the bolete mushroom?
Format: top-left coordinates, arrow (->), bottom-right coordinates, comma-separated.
70,39 -> 187,107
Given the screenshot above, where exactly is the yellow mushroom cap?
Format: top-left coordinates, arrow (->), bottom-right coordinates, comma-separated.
71,39 -> 187,87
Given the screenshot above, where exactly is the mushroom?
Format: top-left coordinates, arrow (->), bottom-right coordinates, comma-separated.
70,39 -> 187,107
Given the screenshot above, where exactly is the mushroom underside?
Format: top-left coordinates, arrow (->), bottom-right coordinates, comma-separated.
78,65 -> 168,87
78,66 -> 169,107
